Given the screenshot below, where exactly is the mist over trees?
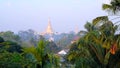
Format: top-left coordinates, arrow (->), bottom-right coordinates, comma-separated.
0,0 -> 120,68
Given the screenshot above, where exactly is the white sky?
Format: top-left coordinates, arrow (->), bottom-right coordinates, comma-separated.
0,0 -> 110,33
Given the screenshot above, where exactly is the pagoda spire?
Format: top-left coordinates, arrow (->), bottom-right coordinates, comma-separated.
75,25 -> 79,34
46,18 -> 53,34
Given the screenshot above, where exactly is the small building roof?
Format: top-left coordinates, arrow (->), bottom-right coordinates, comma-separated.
58,50 -> 67,55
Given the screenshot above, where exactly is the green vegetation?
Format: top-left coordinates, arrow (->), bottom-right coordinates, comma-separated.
102,0 -> 120,14
67,0 -> 120,68
23,40 -> 60,68
0,0 -> 120,68
0,31 -> 21,43
67,17 -> 120,68
0,38 -> 60,68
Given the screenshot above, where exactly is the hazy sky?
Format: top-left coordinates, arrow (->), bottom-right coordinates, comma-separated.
0,0 -> 110,33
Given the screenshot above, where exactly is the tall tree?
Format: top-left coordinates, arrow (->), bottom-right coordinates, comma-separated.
67,16 -> 120,68
23,40 -> 60,68
0,31 -> 21,43
102,0 -> 120,14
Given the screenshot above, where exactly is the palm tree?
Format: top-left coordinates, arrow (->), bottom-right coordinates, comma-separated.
102,0 -> 120,27
85,16 -> 120,67
102,0 -> 120,14
92,16 -> 120,67
67,16 -> 120,68
23,40 -> 60,68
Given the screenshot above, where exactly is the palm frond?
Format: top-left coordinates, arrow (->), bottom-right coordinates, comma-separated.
92,16 -> 108,25
102,4 -> 112,10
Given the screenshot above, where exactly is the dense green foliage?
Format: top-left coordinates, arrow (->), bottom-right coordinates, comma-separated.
23,40 -> 60,68
0,37 -> 60,68
66,0 -> 120,67
0,0 -> 120,68
0,31 -> 21,43
0,52 -> 32,68
0,37 -> 32,67
0,37 -> 22,53
67,19 -> 120,68
0,36 -> 4,43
